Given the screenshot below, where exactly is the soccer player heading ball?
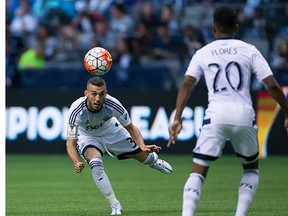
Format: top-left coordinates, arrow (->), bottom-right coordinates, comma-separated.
168,5 -> 288,216
66,76 -> 173,215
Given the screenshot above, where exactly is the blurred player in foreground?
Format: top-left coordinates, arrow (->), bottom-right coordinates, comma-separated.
66,76 -> 173,215
168,5 -> 288,216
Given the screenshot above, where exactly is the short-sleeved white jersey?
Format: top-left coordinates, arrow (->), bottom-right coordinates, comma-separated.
185,39 -> 273,126
67,94 -> 131,138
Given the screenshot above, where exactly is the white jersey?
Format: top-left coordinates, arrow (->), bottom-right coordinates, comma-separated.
67,94 -> 131,138
185,39 -> 273,126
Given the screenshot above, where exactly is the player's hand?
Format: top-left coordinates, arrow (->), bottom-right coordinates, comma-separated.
141,145 -> 162,153
167,120 -> 182,148
74,162 -> 85,173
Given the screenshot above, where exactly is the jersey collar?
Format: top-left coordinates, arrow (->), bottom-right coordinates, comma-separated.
217,37 -> 234,40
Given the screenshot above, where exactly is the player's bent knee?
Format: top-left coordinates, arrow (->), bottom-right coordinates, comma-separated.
242,160 -> 258,170
193,158 -> 211,167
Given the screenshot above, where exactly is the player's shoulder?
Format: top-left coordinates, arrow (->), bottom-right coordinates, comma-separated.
104,94 -> 124,108
233,39 -> 258,50
69,97 -> 86,110
233,39 -> 262,57
193,40 -> 218,56
104,94 -> 126,113
104,94 -> 121,104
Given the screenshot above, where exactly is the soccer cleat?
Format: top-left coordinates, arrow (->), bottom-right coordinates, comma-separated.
111,203 -> 123,215
150,159 -> 173,174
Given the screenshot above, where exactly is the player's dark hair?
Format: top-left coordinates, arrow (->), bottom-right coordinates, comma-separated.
213,6 -> 237,33
87,77 -> 106,87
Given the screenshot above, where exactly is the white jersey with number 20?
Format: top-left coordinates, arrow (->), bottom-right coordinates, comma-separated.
185,39 -> 273,126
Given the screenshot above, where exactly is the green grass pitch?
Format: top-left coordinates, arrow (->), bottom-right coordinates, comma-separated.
6,154 -> 288,216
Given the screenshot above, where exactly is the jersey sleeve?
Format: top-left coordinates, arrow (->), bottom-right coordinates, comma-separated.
184,51 -> 203,82
66,100 -> 84,139
105,96 -> 131,127
67,101 -> 84,126
251,47 -> 273,82
115,108 -> 131,127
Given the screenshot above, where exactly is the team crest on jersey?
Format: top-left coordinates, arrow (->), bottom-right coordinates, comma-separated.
103,115 -> 110,121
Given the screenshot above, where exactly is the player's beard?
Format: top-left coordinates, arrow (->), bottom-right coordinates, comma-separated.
87,99 -> 102,111
92,102 -> 102,111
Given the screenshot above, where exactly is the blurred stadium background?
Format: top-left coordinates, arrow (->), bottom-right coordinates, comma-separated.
5,1 -> 288,215
6,0 -> 288,89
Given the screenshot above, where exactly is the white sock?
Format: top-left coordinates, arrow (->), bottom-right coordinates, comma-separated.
89,157 -> 119,207
143,152 -> 158,166
182,173 -> 204,216
235,169 -> 259,216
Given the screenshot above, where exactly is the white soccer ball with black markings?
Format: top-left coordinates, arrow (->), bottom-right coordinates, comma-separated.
84,47 -> 113,76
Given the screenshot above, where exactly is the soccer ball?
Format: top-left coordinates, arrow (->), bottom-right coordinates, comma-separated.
83,47 -> 113,75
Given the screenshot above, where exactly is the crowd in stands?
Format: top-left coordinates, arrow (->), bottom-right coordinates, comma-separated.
6,0 -> 288,90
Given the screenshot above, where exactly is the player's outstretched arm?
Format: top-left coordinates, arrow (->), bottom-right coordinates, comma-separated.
66,138 -> 85,173
262,75 -> 288,134
168,76 -> 197,147
124,123 -> 162,153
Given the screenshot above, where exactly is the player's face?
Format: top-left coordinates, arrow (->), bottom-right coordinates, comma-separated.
85,84 -> 107,111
